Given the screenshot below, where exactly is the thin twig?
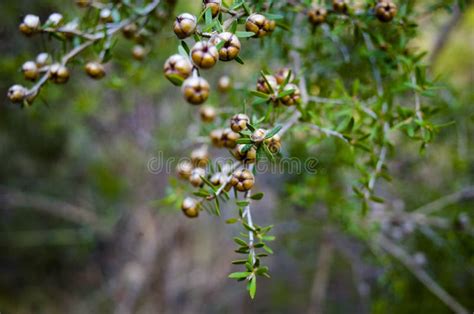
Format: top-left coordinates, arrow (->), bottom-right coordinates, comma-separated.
243,185 -> 256,264
321,24 -> 350,63
413,186 -> 474,216
377,235 -> 469,314
308,124 -> 349,144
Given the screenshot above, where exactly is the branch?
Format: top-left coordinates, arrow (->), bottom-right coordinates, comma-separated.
308,124 -> 349,144
307,234 -> 334,314
377,235 -> 469,314
26,0 -> 163,98
429,4 -> 462,65
413,186 -> 474,216
242,167 -> 256,264
0,187 -> 105,234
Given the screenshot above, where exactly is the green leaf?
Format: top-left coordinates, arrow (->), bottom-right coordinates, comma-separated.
248,276 -> 256,299
237,138 -> 253,144
250,90 -> 271,99
180,41 -> 190,55
233,237 -> 248,246
205,6 -> 213,24
250,192 -> 264,200
235,31 -> 256,38
235,56 -> 245,64
277,89 -> 295,98
226,218 -> 239,224
229,272 -> 251,279
236,200 -> 250,207
265,125 -> 282,139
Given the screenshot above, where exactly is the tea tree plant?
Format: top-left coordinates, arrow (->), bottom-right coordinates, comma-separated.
7,0 -> 471,310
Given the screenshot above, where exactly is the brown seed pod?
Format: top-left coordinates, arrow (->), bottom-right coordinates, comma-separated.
36,53 -> 51,68
375,0 -> 397,22
231,144 -> 257,164
217,75 -> 232,92
279,83 -> 301,106
230,169 -> 255,192
75,0 -> 91,7
274,68 -> 294,85
264,134 -> 282,153
245,13 -> 269,38
209,32 -> 241,61
210,129 -> 224,147
230,113 -> 250,133
191,41 -> 219,69
22,61 -> 39,81
181,197 -> 200,218
221,128 -> 240,149
122,23 -> 138,39
176,160 -> 194,180
333,0 -> 349,13
308,6 -> 328,25
19,15 -> 40,36
85,62 -> 106,79
173,13 -> 197,39
256,75 -> 278,94
163,54 -> 193,85
7,85 -> 27,103
191,147 -> 209,168
182,77 -> 210,105
189,167 -> 206,187
99,8 -> 114,23
132,45 -> 146,60
263,19 -> 276,33
49,63 -> 70,84
251,128 -> 267,143
199,105 -> 217,123
203,0 -> 221,17
210,172 -> 226,186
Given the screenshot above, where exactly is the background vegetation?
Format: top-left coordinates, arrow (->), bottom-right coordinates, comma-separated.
0,0 -> 473,313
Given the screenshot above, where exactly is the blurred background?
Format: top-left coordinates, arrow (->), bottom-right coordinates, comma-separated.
0,1 -> 473,313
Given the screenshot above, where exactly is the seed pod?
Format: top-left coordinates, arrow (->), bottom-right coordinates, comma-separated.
49,63 -> 70,84
210,172 -> 226,186
263,19 -> 276,33
36,53 -> 51,68
333,0 -> 349,13
245,13 -> 269,38
375,0 -> 397,22
46,13 -> 63,27
173,13 -> 197,39
62,21 -> 79,38
85,62 -> 106,79
122,23 -> 138,39
132,45 -> 146,60
308,6 -> 328,25
22,61 -> 39,81
191,147 -> 209,168
191,41 -> 219,69
203,0 -> 221,17
279,83 -> 301,106
75,0 -> 91,7
210,129 -> 224,147
181,197 -> 200,218
182,77 -> 210,105
209,32 -> 241,61
221,128 -> 240,149
7,85 -> 27,103
251,128 -> 267,143
256,75 -> 278,94
230,113 -> 249,133
218,75 -> 232,92
176,160 -> 193,180
189,167 -> 206,187
199,105 -> 217,123
231,144 -> 257,164
274,68 -> 294,85
19,15 -> 40,36
100,8 -> 114,23
264,134 -> 281,153
230,169 -> 255,192
163,54 -> 193,85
